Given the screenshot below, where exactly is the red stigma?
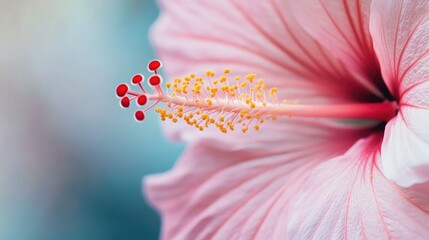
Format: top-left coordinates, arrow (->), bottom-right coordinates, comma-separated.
149,75 -> 161,86
115,59 -> 164,122
116,84 -> 128,97
132,74 -> 144,84
120,97 -> 130,108
135,110 -> 145,121
137,95 -> 148,106
148,60 -> 161,72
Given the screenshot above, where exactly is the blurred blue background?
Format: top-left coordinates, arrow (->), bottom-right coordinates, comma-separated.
0,1 -> 184,239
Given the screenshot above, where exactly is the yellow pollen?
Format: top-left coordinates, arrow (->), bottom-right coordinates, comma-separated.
269,87 -> 278,97
246,73 -> 256,83
155,69 -> 292,134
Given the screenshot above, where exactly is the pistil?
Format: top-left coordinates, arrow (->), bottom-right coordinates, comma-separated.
116,60 -> 397,133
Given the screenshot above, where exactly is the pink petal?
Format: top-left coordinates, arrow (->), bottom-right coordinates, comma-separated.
145,119 -> 371,239
370,0 -> 429,186
289,0 -> 388,100
151,0 -> 383,140
381,107 -> 429,187
370,0 -> 428,99
288,133 -> 429,239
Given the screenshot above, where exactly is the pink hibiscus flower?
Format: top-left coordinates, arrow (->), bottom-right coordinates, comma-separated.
119,0 -> 429,239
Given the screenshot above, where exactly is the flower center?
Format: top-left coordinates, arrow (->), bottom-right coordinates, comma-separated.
116,60 -> 398,133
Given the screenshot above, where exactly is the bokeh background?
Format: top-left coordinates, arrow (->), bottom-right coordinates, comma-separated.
0,1 -> 184,239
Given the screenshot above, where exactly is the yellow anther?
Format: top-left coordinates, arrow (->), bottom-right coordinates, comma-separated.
205,70 -> 215,77
269,87 -> 278,97
154,68 -> 291,134
239,109 -> 247,118
219,76 -> 227,83
245,73 -> 256,83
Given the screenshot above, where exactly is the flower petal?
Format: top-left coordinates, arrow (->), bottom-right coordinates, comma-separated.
370,0 -> 429,99
381,107 -> 429,187
152,0 -> 384,141
289,0 -> 388,99
145,120 -> 371,239
370,0 -> 429,186
288,133 -> 429,239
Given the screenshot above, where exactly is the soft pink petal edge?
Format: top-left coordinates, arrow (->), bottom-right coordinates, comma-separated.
370,0 -> 429,187
288,133 -> 429,239
144,119 -> 373,239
